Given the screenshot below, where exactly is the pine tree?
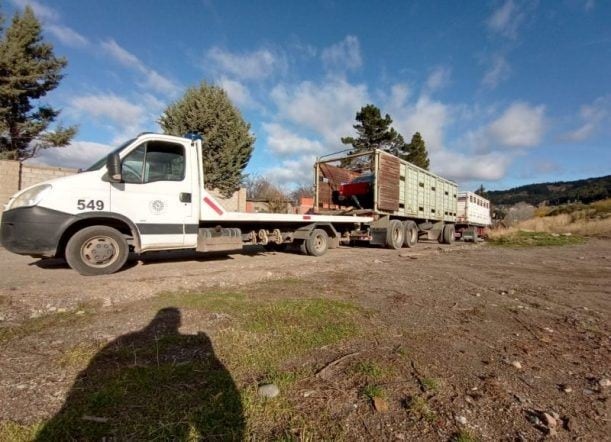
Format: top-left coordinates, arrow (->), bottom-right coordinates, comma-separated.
0,6 -> 76,160
341,104 -> 402,153
159,82 -> 254,197
475,184 -> 487,198
403,132 -> 430,170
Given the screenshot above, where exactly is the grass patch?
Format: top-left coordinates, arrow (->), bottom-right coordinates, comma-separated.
489,230 -> 585,247
0,421 -> 44,442
407,395 -> 436,422
452,429 -> 478,442
59,341 -> 104,368
421,377 -> 440,392
353,361 -> 384,379
0,310 -> 93,345
362,384 -> 385,399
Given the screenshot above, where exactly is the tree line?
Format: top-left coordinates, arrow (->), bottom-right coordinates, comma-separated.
1,4 -> 430,207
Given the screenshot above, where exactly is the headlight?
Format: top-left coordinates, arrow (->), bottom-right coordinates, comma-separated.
8,185 -> 52,210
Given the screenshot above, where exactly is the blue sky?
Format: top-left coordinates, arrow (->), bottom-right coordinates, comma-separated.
6,0 -> 611,191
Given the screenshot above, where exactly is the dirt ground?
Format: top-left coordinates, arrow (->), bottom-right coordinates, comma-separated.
0,239 -> 609,441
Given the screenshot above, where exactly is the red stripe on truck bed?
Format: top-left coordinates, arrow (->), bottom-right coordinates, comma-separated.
203,196 -> 224,215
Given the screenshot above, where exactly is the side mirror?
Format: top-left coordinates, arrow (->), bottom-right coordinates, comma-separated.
106,153 -> 122,182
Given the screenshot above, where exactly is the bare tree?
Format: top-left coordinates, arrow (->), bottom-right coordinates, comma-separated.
243,175 -> 290,213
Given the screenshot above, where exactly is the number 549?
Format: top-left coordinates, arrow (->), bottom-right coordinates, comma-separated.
77,199 -> 104,210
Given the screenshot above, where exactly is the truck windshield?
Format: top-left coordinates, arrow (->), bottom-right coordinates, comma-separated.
85,138 -> 136,171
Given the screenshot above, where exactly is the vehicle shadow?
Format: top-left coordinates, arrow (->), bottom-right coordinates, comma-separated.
29,245 -> 268,272
35,308 -> 244,441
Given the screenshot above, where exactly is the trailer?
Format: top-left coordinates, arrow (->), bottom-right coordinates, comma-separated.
455,191 -> 492,241
314,149 -> 458,247
0,134 -> 462,275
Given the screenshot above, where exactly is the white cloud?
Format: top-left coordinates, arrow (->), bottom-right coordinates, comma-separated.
394,95 -> 451,153
482,54 -> 511,89
425,66 -> 451,92
68,94 -> 147,138
321,35 -> 362,72
270,79 -> 369,146
488,102 -> 546,147
101,39 -> 142,68
27,140 -> 113,170
206,47 -> 286,81
9,0 -> 59,21
263,123 -> 323,156
101,39 -> 180,96
486,0 -> 525,39
46,24 -> 88,48
265,155 -> 318,189
432,150 -> 512,182
562,96 -> 609,141
218,77 -> 258,109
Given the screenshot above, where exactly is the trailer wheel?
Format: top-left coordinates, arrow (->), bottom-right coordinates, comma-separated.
442,223 -> 455,244
403,221 -> 418,248
386,220 -> 404,249
305,229 -> 329,256
65,226 -> 129,276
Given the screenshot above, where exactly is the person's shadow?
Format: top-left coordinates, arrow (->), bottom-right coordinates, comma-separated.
36,308 -> 244,441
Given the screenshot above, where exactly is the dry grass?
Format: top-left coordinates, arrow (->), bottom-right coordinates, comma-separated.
490,216 -> 611,238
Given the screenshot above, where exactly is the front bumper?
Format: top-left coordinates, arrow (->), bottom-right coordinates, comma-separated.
1,206 -> 74,257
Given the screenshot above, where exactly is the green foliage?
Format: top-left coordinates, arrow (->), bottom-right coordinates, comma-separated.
341,105 -> 430,170
159,82 -> 254,197
487,175 -> 611,206
341,104 -> 402,153
0,6 -> 76,160
403,131 -> 430,170
362,384 -> 384,399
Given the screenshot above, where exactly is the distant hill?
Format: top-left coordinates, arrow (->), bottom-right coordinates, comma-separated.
486,175 -> 611,206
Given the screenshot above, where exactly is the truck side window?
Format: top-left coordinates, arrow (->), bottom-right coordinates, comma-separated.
144,142 -> 185,183
121,141 -> 185,184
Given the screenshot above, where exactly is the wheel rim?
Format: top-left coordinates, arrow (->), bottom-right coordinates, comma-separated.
80,236 -> 120,268
394,227 -> 402,245
313,233 -> 326,253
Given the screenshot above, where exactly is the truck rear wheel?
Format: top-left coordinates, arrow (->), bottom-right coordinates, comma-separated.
403,221 -> 418,248
305,229 -> 329,256
442,224 -> 455,244
65,226 -> 129,276
386,220 -> 404,249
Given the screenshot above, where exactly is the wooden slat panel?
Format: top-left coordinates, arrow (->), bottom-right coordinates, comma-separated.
377,154 -> 400,212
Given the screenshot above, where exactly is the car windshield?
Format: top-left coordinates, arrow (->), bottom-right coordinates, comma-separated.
85,138 -> 136,171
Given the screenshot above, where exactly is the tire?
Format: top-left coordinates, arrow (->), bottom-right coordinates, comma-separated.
65,225 -> 129,276
305,229 -> 329,256
386,220 -> 404,249
403,221 -> 418,248
442,224 -> 455,244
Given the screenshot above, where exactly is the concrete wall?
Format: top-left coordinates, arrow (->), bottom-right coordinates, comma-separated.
209,187 -> 247,212
0,161 -> 20,210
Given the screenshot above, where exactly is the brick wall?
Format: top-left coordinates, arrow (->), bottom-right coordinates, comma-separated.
0,161 -> 20,210
209,187 -> 247,212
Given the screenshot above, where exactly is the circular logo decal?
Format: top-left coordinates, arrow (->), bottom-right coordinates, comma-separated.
149,199 -> 166,215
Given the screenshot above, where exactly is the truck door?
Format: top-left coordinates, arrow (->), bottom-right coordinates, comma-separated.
110,139 -> 194,250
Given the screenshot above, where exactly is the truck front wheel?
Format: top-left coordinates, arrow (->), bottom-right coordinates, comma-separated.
65,226 -> 129,276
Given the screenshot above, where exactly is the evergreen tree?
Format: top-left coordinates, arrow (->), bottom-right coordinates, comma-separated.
475,184 -> 487,198
159,82 -> 254,197
403,132 -> 430,170
0,6 -> 76,160
341,104 -> 402,153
